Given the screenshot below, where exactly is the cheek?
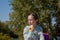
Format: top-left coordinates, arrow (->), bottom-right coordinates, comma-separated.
33,20 -> 37,24
30,21 -> 33,23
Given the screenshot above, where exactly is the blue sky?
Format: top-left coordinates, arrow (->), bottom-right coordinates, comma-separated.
0,0 -> 11,22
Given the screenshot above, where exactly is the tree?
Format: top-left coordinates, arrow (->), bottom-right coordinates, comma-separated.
0,21 -> 12,40
9,0 -> 60,40
0,21 -> 18,40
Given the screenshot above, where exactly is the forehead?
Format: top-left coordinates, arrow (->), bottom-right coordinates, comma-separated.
28,15 -> 34,19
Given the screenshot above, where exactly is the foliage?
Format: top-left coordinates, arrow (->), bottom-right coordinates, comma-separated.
8,0 -> 60,40
0,21 -> 18,40
0,21 -> 13,40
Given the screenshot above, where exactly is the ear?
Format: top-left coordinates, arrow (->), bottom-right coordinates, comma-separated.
36,19 -> 38,23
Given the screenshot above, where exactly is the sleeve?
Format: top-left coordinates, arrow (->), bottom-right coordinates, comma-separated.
38,32 -> 45,40
23,26 -> 34,40
38,26 -> 45,40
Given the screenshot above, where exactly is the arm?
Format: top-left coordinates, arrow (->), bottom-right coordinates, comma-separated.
38,26 -> 44,40
38,32 -> 44,40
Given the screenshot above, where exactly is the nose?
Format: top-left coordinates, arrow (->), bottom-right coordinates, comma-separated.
29,21 -> 32,25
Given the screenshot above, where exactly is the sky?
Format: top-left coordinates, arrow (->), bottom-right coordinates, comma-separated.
0,0 -> 11,22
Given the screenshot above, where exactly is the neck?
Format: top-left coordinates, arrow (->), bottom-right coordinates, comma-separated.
33,24 -> 37,27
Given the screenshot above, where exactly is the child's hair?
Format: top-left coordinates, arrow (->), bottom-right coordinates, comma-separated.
28,12 -> 39,24
28,12 -> 38,20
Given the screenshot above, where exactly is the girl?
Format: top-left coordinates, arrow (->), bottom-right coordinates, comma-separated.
23,12 -> 44,40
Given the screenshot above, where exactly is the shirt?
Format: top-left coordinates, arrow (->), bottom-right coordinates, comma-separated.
23,25 -> 44,40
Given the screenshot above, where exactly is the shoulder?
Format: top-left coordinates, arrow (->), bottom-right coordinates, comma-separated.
23,25 -> 29,33
24,25 -> 29,31
36,25 -> 43,32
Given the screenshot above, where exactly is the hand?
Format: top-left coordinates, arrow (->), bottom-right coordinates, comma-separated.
29,25 -> 34,32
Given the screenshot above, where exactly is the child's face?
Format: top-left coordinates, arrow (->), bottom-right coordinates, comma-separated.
28,15 -> 38,26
